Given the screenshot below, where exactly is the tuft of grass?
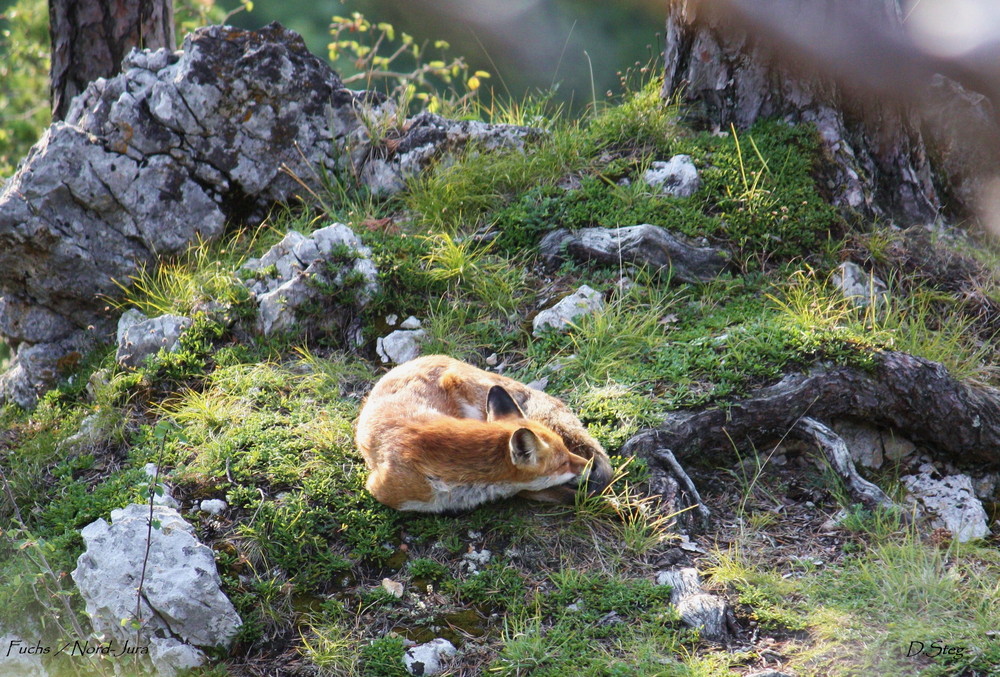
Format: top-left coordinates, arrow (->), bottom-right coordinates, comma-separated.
405,122 -> 593,234
572,457 -> 678,555
420,232 -> 530,314
585,77 -> 678,155
771,267 -> 998,383
116,234 -> 253,319
490,570 -> 683,676
537,277 -> 675,389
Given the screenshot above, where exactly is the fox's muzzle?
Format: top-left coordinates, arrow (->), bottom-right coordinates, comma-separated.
581,456 -> 613,495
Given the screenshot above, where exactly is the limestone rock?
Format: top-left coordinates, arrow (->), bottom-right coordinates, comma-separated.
0,24 -> 374,407
241,223 -> 378,337
539,225 -> 728,284
832,262 -> 888,307
116,314 -> 193,369
72,504 -> 242,676
532,285 -> 605,336
0,337 -> 91,410
642,155 -> 700,197
0,23 -> 546,406
377,329 -> 427,364
902,472 -> 990,542
117,309 -> 149,347
403,638 -> 457,676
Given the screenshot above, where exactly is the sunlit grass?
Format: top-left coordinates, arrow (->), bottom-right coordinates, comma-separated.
771,267 -> 998,384
114,233 -> 255,318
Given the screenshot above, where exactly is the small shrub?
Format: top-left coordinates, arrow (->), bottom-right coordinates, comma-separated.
360,636 -> 408,677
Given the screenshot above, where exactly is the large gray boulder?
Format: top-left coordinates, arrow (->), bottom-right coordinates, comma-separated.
0,23 -> 544,407
72,504 -> 242,676
0,24 -> 372,408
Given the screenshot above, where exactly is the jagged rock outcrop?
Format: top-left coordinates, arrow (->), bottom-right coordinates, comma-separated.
0,23 -> 358,407
72,504 -> 242,676
0,23 -> 540,408
241,224 -> 378,339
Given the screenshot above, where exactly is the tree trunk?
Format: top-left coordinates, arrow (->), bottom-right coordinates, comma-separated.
49,0 -> 175,121
662,0 -> 941,224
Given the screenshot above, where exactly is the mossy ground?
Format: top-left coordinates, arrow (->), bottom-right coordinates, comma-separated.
2,79 -> 1000,676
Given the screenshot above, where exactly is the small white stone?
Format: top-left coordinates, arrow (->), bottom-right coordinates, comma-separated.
381,578 -> 404,598
532,285 -> 604,336
400,315 -> 422,330
152,492 -> 180,509
199,499 -> 227,515
376,329 -> 426,364
463,548 -> 492,566
642,155 -> 700,197
403,638 -> 457,676
902,472 -> 990,542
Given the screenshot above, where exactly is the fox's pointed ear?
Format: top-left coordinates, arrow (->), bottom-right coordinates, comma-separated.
509,428 -> 540,466
486,385 -> 525,422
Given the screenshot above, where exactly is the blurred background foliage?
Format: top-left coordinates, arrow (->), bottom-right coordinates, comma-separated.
0,0 -> 664,178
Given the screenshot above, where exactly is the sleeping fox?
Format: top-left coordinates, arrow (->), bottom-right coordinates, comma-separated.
355,355 -> 613,512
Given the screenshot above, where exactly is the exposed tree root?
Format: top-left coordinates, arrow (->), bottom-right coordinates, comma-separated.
624,351 -> 1000,526
792,417 -> 895,510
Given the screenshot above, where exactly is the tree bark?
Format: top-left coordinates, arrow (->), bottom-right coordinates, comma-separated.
662,0 -> 940,224
49,0 -> 175,121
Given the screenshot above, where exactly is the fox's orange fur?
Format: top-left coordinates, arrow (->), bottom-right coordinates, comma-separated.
356,355 -> 613,512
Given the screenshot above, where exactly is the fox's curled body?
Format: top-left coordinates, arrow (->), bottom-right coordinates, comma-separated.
355,355 -> 613,512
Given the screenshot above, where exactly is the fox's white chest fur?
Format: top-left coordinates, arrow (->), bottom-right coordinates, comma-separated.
399,472 -> 576,512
